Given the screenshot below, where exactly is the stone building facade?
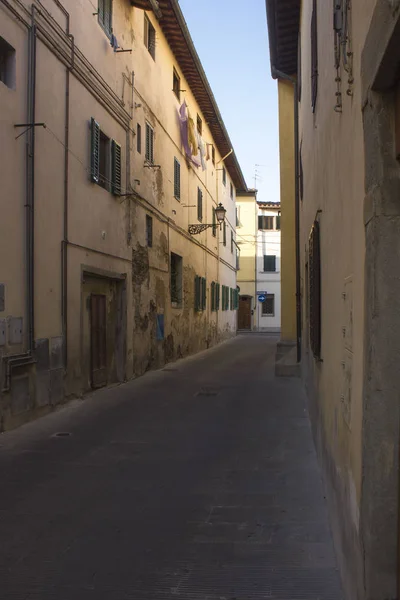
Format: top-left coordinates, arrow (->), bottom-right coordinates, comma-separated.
0,0 -> 246,430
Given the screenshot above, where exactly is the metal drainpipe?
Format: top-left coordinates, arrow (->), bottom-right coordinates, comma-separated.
272,67 -> 301,364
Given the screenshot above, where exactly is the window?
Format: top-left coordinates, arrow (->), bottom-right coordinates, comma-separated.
137,123 -> 142,154
98,0 -> 112,37
262,294 -> 275,316
216,283 -> 220,310
212,208 -> 217,237
197,188 -> 203,221
309,221 -> 321,357
99,132 -> 110,189
263,255 -> 276,272
212,146 -> 215,165
231,231 -> 234,253
173,68 -> 180,100
230,183 -> 234,199
211,281 -> 216,311
276,214 -> 281,230
194,276 -> 206,311
223,221 -> 227,246
0,36 -> 16,89
236,251 -> 240,270
146,215 -> 153,248
197,114 -> 202,135
258,215 -> 274,230
236,207 -> 240,227
222,167 -> 226,186
311,0 -> 318,112
171,253 -> 183,306
221,285 -> 230,311
174,158 -> 181,200
144,14 -> 156,60
90,118 -> 121,195
145,122 -> 154,164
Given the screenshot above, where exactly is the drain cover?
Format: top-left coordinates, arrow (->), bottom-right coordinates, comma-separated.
52,432 -> 72,438
196,388 -> 219,397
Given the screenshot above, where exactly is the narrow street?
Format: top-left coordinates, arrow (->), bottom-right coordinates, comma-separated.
0,335 -> 342,600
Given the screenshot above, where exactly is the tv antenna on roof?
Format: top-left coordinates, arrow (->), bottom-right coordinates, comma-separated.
254,164 -> 267,188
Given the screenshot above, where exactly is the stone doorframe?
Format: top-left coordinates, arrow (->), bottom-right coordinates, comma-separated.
361,2 -> 400,598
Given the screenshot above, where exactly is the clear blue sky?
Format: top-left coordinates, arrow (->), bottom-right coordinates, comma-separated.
179,0 -> 280,201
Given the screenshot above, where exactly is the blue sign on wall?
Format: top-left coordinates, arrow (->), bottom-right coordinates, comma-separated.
258,295 -> 266,303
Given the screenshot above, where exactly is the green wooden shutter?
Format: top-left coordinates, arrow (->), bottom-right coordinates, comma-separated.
201,277 -> 206,310
174,158 -> 180,200
104,0 -> 112,35
230,288 -> 233,310
90,118 -> 100,183
212,208 -> 216,237
111,140 -> 121,196
194,276 -> 200,312
223,222 -> 226,246
197,188 -> 203,221
98,0 -> 105,27
216,283 -> 220,310
264,255 -> 276,272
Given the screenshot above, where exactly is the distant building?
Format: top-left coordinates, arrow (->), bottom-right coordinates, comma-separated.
256,202 -> 281,332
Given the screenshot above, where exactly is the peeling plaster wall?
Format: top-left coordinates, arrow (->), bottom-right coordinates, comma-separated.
0,0 -> 239,430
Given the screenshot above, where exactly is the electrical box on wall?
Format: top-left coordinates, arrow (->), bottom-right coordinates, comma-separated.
8,317 -> 23,345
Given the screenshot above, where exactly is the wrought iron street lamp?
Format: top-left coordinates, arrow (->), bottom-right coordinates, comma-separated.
188,203 -> 227,235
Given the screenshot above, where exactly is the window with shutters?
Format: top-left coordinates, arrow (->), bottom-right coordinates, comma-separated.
145,122 -> 154,164
212,208 -> 217,237
173,68 -> 180,100
137,123 -> 142,154
98,0 -> 112,37
146,215 -> 153,248
216,283 -> 220,310
211,282 -> 216,311
0,36 -> 16,89
197,188 -> 203,222
263,255 -> 276,272
311,0 -> 318,113
223,221 -> 227,246
111,140 -> 121,195
258,215 -> 274,230
222,167 -> 226,186
236,251 -> 240,270
90,118 -> 121,196
174,158 -> 181,200
230,183 -> 234,199
194,275 -> 207,311
99,132 -> 110,189
309,221 -> 321,358
262,294 -> 275,316
212,146 -> 215,165
144,14 -> 156,60
276,214 -> 281,230
231,231 -> 234,253
197,114 -> 202,135
171,253 -> 183,306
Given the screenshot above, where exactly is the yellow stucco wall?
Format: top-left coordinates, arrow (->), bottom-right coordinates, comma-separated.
236,193 -> 257,329
278,80 -> 296,343
0,0 -> 241,427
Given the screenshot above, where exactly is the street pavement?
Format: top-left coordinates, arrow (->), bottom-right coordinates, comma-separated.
0,334 -> 343,599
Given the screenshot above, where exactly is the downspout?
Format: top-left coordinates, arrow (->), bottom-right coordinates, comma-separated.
272,67 -> 301,363
61,7 -> 72,369
3,7 -> 37,393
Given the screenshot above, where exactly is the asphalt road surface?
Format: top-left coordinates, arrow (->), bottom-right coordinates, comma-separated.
0,334 -> 343,599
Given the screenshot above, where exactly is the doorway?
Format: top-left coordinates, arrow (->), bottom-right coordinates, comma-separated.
90,294 -> 107,389
238,296 -> 252,330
